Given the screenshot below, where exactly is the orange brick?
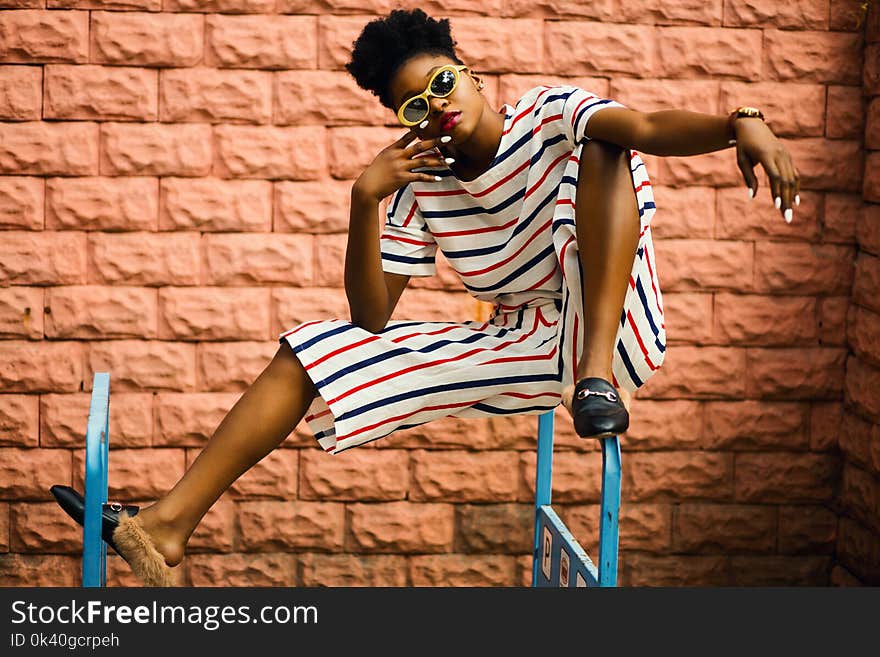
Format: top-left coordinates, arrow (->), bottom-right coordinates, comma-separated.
764,29 -> 862,84
0,341 -> 82,393
715,188 -> 820,241
0,9 -> 88,63
778,504 -> 838,554
155,392 -> 241,447
824,194 -> 861,245
660,293 -> 713,346
828,85 -> 866,140
161,177 -> 271,232
747,348 -> 846,399
0,447 -> 71,498
47,176 -> 157,232
545,21 -> 656,77
100,123 -> 211,177
0,231 -> 86,285
197,341 -> 278,392
299,553 -> 408,586
411,450 -> 521,502
622,399 -> 705,450
841,463 -> 880,533
714,294 -> 816,346
649,186 -> 715,240
0,395 -> 38,447
159,287 -> 269,341
186,553 -> 299,587
300,449 -> 408,501
730,556 -> 830,585
624,451 -> 734,502
10,501 -> 81,552
348,501 -> 454,553
637,346 -> 747,399
226,449 -> 298,500
0,65 -> 41,120
704,400 -> 809,450
45,286 -> 157,339
88,232 -> 200,286
810,402 -> 843,452
673,503 -> 776,553
160,67 -> 271,124
203,233 -> 314,286
456,503 -> 532,554
87,340 -> 196,392
837,517 -> 880,583
654,239 -> 753,292
238,500 -> 344,551
0,554 -> 79,586
410,554 -> 520,586
274,180 -> 352,234
845,356 -> 880,421
91,11 -> 202,66
0,121 -> 99,175
520,450 -> 602,503
0,286 -> 42,339
754,242 -> 855,295
734,452 -> 840,502
0,176 -> 43,230
41,392 -> 153,448
619,553 -> 729,586
206,14 -> 317,69
818,296 -> 849,346
723,0 -> 828,29
44,64 -> 157,121
214,125 -> 326,180
658,26 -> 761,79
188,496 -> 236,553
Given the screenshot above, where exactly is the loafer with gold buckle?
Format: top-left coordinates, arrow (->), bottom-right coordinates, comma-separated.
571,376 -> 629,439
50,485 -> 139,557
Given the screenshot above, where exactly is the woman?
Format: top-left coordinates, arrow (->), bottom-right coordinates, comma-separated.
51,8 -> 799,586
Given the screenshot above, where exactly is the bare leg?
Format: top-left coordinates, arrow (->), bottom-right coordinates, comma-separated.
562,139 -> 639,414
135,341 -> 317,566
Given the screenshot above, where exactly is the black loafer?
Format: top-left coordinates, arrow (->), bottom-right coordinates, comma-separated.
50,485 -> 140,557
571,377 -> 629,439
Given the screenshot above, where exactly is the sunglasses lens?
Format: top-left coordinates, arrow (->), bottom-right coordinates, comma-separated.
401,97 -> 428,124
430,68 -> 457,96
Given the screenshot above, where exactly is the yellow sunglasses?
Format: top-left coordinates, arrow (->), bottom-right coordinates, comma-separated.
396,65 -> 470,127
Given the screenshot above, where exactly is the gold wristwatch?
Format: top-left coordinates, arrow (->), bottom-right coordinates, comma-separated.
727,106 -> 765,140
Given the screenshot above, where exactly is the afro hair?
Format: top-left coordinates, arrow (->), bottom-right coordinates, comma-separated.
345,8 -> 465,111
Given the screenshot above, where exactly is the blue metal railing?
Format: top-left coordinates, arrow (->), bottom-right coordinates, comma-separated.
82,372 -> 110,587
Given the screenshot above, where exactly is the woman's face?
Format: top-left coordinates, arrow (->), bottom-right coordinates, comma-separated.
388,54 -> 484,142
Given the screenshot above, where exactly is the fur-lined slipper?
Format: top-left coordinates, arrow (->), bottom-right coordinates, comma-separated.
112,512 -> 175,587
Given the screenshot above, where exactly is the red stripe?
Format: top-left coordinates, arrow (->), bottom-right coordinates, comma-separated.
524,150 -> 570,201
402,198 -> 418,228
304,334 -> 381,372
458,217 -> 551,277
324,312 -> 544,406
432,215 -> 519,237
480,344 -> 558,366
381,233 -> 432,247
526,266 -> 557,291
625,309 -> 659,371
500,390 -> 562,400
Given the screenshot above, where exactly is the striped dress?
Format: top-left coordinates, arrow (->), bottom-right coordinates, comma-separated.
279,85 -> 666,455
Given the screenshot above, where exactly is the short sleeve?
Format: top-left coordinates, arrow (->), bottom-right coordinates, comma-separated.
559,85 -> 627,147
380,183 -> 438,277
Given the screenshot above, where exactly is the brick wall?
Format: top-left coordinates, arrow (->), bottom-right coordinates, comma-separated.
834,2 -> 880,586
0,1 -> 871,587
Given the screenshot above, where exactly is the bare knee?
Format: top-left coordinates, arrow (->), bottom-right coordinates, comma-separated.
271,341 -> 318,397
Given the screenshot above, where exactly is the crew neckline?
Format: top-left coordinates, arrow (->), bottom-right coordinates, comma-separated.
453,104 -> 514,190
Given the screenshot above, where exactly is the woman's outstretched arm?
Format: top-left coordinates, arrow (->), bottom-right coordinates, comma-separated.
586,107 -> 800,221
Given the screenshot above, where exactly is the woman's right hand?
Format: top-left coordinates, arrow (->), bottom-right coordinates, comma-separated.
352,130 -> 452,203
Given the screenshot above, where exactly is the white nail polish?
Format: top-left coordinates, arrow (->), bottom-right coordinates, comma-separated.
748,187 -> 754,199
440,135 -> 452,143
444,157 -> 455,164
434,175 -> 442,181
795,194 -> 801,207
784,208 -> 792,223
774,196 -> 781,209
728,139 -> 737,145
419,120 -> 429,129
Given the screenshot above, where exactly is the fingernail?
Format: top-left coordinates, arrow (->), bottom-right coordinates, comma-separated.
434,175 -> 442,181
419,120 -> 429,129
774,196 -> 781,209
795,194 -> 801,207
440,135 -> 452,143
748,187 -> 754,199
784,208 -> 792,223
728,139 -> 737,145
444,157 -> 455,164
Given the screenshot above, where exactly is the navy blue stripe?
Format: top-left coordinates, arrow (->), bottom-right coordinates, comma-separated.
635,276 -> 665,352
381,252 -> 435,266
335,371 -> 563,423
616,339 -> 643,388
572,98 -> 615,141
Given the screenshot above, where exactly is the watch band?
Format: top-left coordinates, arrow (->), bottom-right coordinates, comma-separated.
727,106 -> 765,140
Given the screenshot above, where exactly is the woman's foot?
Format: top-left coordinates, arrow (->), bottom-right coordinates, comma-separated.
561,375 -> 631,438
130,505 -> 187,568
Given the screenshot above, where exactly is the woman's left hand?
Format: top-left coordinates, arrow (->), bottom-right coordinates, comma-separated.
732,118 -> 800,224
